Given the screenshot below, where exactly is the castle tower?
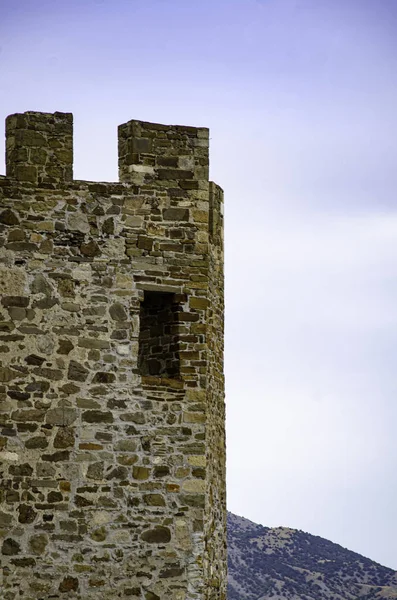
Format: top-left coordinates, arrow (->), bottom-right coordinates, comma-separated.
0,112 -> 226,599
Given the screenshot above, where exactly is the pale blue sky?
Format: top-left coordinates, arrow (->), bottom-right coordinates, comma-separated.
1,0 -> 397,569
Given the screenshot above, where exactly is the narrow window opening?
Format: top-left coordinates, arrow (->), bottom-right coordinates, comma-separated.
138,291 -> 181,378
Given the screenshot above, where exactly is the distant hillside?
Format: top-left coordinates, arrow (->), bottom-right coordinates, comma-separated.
227,512 -> 397,600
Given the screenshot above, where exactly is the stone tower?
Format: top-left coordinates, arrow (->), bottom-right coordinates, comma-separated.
0,112 -> 226,599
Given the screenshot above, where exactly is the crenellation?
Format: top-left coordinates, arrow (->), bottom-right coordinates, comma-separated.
6,111 -> 73,185
0,110 -> 226,599
118,119 -> 209,191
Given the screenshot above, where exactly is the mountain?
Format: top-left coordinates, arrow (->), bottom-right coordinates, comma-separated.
227,512 -> 397,600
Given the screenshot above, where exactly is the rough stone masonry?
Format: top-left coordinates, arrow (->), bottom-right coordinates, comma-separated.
0,111 -> 226,599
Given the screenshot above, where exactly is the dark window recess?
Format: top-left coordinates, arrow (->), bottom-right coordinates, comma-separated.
138,291 -> 181,378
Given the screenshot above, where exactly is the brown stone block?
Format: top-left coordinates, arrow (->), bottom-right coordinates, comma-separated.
42,450 -> 70,462
0,321 -> 16,332
162,207 -> 189,221
82,410 -> 114,424
79,442 -> 103,451
179,180 -> 200,190
132,466 -> 150,480
75,494 -> 93,507
1,296 -> 30,307
159,566 -> 184,578
15,129 -> 47,147
18,504 -> 37,524
157,156 -> 178,167
11,409 -> 46,422
25,436 -> 49,449
2,538 -> 21,555
117,454 -> 138,466
137,235 -> 153,250
54,427 -> 75,448
157,169 -> 194,180
59,576 -> 79,592
166,483 -> 180,493
189,296 -> 209,310
179,494 -> 205,508
0,208 -> 19,225
92,371 -> 116,384
68,360 -> 89,382
30,147 -> 47,165
80,240 -> 101,257
141,526 -> 171,543
143,494 -> 165,506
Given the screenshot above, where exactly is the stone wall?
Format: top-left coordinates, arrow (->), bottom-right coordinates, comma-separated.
204,183 -> 226,600
0,112 -> 226,599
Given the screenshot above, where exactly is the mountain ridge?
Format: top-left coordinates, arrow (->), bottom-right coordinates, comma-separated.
227,511 -> 397,599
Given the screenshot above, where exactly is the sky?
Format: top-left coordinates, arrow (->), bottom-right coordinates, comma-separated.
1,0 -> 397,570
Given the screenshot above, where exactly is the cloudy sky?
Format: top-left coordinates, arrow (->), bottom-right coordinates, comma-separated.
1,0 -> 396,569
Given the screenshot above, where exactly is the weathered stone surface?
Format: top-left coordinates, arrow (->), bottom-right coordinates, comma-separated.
68,360 -> 89,382
2,538 -> 21,555
106,466 -> 128,480
26,381 -> 50,393
33,296 -> 58,309
0,321 -> 15,332
36,334 -> 56,354
5,241 -> 38,251
153,465 -> 170,478
57,339 -> 74,354
162,207 -> 189,221
7,306 -> 26,320
25,436 -> 49,449
0,366 -> 21,382
87,462 -> 104,480
61,301 -> 80,312
59,576 -> 79,592
160,566 -> 184,578
11,557 -> 36,567
54,427 -> 75,448
91,526 -> 107,542
42,450 -> 70,462
0,267 -> 26,296
92,371 -> 116,384
0,208 -> 19,225
133,466 -> 150,480
78,337 -> 110,349
75,494 -> 93,507
1,111 -> 226,600
46,408 -> 77,426
82,410 -> 114,423
29,534 -> 48,554
115,439 -> 137,452
9,463 -> 33,476
33,366 -> 62,380
57,278 -> 75,297
7,390 -> 30,400
12,408 -> 46,423
80,240 -> 100,257
25,353 -> 46,366
144,494 -> 165,506
102,217 -> 114,235
60,382 -> 80,394
67,212 -> 90,233
0,511 -> 13,526
30,273 -> 53,295
1,296 -> 29,307
141,527 -> 171,544
109,302 -> 128,321
48,491 -> 63,503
